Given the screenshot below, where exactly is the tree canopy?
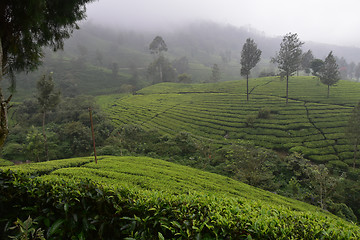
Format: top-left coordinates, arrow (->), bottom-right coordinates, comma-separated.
319,51 -> 340,98
0,0 -> 95,78
0,0 -> 95,147
240,38 -> 262,101
272,33 -> 304,104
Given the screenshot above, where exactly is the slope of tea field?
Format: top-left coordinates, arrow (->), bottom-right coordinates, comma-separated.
2,156 -> 359,239
99,76 -> 360,168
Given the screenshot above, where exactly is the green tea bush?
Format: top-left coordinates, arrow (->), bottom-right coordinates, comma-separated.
1,169 -> 360,240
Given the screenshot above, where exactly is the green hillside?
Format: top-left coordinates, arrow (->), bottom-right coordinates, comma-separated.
1,156 -> 359,239
99,76 -> 360,168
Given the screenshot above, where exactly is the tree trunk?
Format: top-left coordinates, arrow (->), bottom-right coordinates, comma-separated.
42,111 -> 49,161
286,74 -> 289,105
327,85 -> 330,98
0,37 -> 9,148
246,74 -> 249,102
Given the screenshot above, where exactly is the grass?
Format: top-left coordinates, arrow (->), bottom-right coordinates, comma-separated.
98,76 -> 360,169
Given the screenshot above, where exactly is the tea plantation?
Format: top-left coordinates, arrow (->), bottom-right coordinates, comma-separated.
99,76 -> 360,168
1,156 -> 360,239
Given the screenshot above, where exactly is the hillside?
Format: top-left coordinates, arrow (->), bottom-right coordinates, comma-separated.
9,22 -> 360,101
1,156 -> 359,239
99,76 -> 359,169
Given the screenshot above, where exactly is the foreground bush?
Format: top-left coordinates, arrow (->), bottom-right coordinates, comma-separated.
1,169 -> 359,239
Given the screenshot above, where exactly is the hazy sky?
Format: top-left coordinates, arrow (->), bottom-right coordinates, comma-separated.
86,0 -> 360,47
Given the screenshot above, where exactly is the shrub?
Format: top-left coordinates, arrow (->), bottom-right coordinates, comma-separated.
245,115 -> 256,127
257,108 -> 271,119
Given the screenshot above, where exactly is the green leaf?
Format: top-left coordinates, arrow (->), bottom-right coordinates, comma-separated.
47,219 -> 65,237
158,232 -> 165,240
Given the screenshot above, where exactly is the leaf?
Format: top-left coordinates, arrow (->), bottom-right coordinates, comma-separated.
47,219 -> 65,237
158,232 -> 165,240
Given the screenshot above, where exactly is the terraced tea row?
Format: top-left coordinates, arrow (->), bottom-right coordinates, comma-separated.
3,156 -> 359,239
99,76 -> 359,169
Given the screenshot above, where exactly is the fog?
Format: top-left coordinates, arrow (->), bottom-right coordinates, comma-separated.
86,0 -> 360,47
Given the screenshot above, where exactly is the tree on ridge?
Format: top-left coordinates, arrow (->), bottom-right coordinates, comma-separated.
240,38 -> 262,102
319,51 -> 340,98
272,33 -> 304,104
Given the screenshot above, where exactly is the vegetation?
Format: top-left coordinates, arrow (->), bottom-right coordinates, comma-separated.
319,51 -> 340,98
0,0 -> 95,147
346,101 -> 360,168
272,33 -> 304,104
240,38 -> 262,101
1,156 -> 359,239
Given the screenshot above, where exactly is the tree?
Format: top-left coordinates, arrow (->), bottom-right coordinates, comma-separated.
355,63 -> 360,81
240,38 -> 262,101
178,73 -> 192,83
36,73 -> 60,161
172,56 -> 189,74
272,33 -> 304,104
149,36 -> 168,82
147,55 -> 176,83
319,51 -> 340,98
310,59 -> 324,78
0,0 -> 95,147
210,64 -> 220,82
346,101 -> 360,168
301,50 -> 314,75
305,164 -> 343,210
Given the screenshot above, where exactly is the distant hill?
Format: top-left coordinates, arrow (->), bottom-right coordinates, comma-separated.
9,21 -> 360,100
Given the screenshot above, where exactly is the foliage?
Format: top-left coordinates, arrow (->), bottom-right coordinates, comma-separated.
345,101 -> 360,168
149,36 -> 168,55
147,55 -> 176,83
210,64 -> 220,82
272,32 -> 304,104
301,50 -> 314,74
241,38 -> 262,101
1,157 -> 360,239
319,51 -> 340,98
36,73 -> 61,113
0,158 -> 13,166
7,216 -> 46,240
311,59 -> 324,77
0,0 -> 96,148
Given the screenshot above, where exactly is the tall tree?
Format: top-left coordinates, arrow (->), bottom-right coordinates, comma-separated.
240,38 -> 262,101
355,63 -> 360,81
210,64 -> 220,82
272,33 -> 304,104
346,101 -> 360,168
36,73 -> 60,161
319,51 -> 340,98
0,0 -> 95,147
301,50 -> 314,75
149,36 -> 168,82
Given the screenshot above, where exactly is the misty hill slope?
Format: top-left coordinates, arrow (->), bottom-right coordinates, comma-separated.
2,156 -> 359,239
11,21 -> 360,101
99,76 -> 359,168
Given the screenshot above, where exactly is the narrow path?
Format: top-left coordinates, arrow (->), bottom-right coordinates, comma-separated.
303,102 -> 339,158
249,79 -> 276,94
